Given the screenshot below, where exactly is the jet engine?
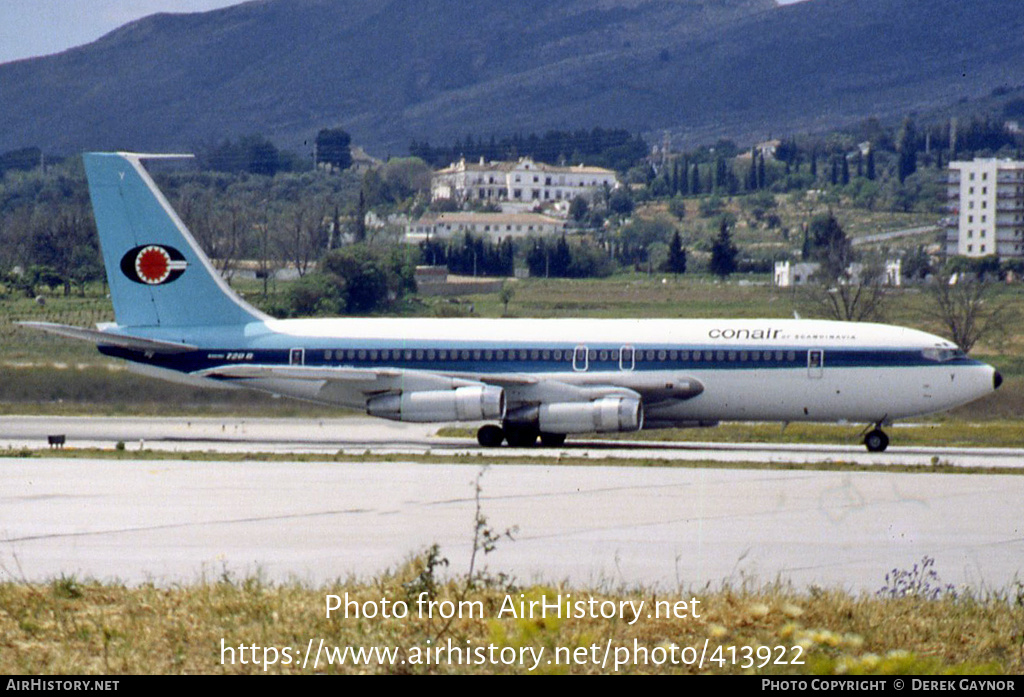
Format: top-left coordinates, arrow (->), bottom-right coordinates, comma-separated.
535,396 -> 644,434
367,385 -> 505,423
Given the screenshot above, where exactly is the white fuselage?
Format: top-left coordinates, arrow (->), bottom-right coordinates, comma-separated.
122,316 -> 998,428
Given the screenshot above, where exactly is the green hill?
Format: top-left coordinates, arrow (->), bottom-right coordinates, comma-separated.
1,0 -> 1022,156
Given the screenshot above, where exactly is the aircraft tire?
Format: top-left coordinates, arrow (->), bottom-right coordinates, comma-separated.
864,429 -> 889,453
477,424 -> 505,447
504,424 -> 539,447
539,432 -> 567,447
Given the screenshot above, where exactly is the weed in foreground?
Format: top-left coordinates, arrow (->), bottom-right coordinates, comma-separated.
876,556 -> 957,601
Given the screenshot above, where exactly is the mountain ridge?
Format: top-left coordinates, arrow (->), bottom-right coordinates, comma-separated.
1,0 -> 1021,158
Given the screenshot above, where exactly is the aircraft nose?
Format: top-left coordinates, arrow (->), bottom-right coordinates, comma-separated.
994,370 -> 1003,391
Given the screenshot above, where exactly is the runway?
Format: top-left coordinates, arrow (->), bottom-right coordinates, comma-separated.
3,457 -> 1023,592
2,415 -> 1023,592
3,415 -> 1023,468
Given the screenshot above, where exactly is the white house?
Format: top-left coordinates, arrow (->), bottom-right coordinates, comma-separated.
405,211 -> 567,243
431,157 -> 618,211
773,259 -> 902,287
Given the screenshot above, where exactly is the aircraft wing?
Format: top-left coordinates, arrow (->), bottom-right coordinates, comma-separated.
17,321 -> 197,354
199,363 -> 702,404
196,363 -> 497,396
197,363 -> 507,421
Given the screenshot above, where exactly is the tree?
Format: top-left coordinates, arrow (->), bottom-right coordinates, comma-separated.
800,214 -> 888,322
499,281 -> 515,315
708,219 -> 738,278
617,215 -> 674,266
896,117 -> 918,184
664,230 -> 687,274
380,157 -> 432,200
206,135 -> 283,176
278,195 -> 330,277
801,255 -> 889,322
569,196 -> 589,223
667,194 -> 687,221
317,243 -> 417,315
607,187 -> 634,216
924,273 -> 1010,353
808,213 -> 852,278
316,128 -> 353,172
802,213 -> 892,321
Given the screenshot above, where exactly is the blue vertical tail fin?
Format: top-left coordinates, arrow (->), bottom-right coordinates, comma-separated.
83,152 -> 266,328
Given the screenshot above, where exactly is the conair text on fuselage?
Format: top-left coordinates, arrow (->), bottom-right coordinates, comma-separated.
708,327 -> 783,340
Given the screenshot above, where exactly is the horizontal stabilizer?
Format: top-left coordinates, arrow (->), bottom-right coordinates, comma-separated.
17,322 -> 197,354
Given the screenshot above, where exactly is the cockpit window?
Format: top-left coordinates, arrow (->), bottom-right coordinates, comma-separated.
922,348 -> 964,362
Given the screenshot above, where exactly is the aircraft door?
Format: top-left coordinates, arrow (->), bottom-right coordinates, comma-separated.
807,349 -> 824,379
573,345 -> 589,372
290,348 -> 305,366
620,345 -> 635,371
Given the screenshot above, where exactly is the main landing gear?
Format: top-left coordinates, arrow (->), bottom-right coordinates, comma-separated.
863,427 -> 890,453
476,424 -> 567,448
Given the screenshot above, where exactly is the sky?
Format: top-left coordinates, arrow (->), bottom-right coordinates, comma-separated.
0,0 -> 812,65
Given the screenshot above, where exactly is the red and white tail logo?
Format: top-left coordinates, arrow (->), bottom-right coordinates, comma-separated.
120,245 -> 188,285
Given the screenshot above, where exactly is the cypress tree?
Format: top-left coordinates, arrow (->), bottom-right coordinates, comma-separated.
666,230 -> 687,274
709,219 -> 739,278
896,117 -> 918,183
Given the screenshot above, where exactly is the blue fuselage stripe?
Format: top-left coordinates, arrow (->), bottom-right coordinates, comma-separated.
99,345 -> 982,374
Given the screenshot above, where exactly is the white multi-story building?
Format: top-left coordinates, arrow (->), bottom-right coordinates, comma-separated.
431,157 -> 618,209
947,158 -> 1024,258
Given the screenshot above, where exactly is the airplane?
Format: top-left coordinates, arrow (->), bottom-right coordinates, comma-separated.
21,152 -> 1003,452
